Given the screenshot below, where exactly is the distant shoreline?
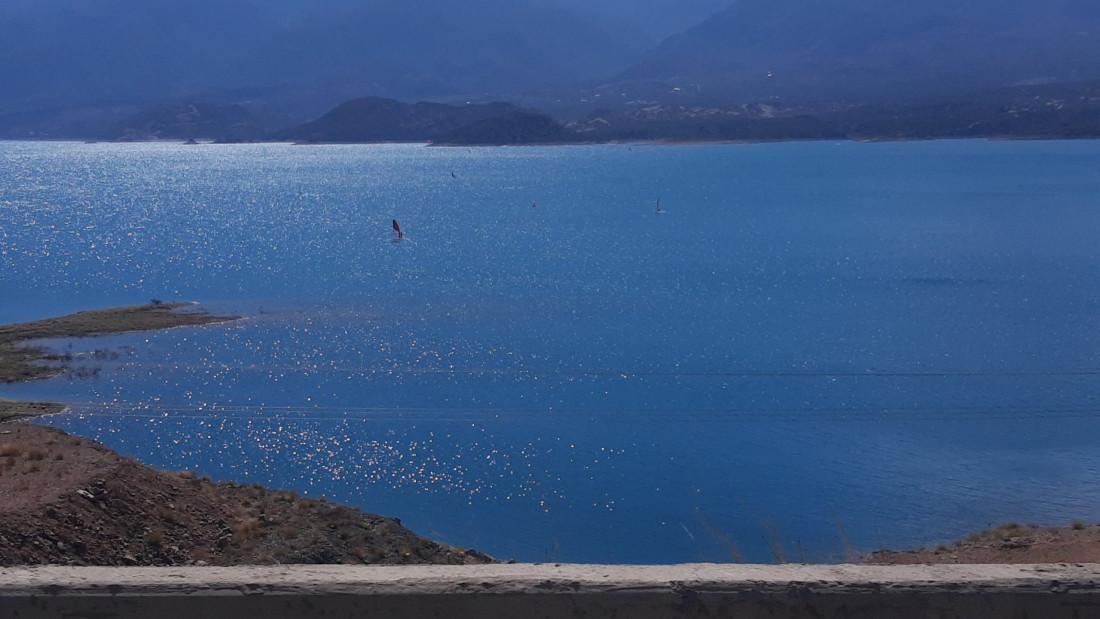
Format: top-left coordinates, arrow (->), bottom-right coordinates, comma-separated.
0,302 -> 238,423
13,132 -> 1100,148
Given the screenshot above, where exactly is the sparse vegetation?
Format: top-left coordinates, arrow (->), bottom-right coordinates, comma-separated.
154,504 -> 179,524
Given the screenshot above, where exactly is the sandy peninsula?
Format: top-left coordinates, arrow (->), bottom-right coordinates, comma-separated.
0,302 -> 237,422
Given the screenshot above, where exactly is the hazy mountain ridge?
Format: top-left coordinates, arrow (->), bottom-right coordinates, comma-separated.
0,0 -> 650,122
239,0 -> 732,42
540,0 -> 734,43
616,0 -> 1100,105
0,0 -> 276,109
3,0 -> 1099,141
227,0 -> 639,104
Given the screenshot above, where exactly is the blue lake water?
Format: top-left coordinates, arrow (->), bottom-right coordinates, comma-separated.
1,139 -> 1099,563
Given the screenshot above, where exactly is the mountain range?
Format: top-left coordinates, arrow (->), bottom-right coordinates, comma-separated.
616,0 -> 1100,105
0,0 -> 672,124
2,0 -> 1099,140
221,0 -> 637,110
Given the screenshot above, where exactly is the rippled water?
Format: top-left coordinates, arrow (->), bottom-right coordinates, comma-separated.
2,140 -> 1099,562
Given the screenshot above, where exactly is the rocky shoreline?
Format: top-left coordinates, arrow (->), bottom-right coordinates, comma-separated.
0,424 -> 493,566
863,521 -> 1100,565
0,303 -> 494,566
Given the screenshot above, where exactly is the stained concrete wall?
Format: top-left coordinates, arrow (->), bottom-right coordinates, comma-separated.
1,563 -> 1098,618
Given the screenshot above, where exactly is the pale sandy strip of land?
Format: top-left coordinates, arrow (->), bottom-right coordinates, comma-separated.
0,302 -> 237,422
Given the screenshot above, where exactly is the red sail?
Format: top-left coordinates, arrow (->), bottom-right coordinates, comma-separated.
392,219 -> 403,238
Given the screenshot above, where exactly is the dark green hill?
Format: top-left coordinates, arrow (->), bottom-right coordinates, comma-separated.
437,111 -> 572,145
275,97 -> 538,143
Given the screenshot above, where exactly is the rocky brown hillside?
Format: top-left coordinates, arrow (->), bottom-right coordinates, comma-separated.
865,522 -> 1100,565
0,424 -> 493,567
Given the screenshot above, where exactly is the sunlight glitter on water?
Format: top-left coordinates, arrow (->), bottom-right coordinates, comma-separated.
4,140 -> 1100,562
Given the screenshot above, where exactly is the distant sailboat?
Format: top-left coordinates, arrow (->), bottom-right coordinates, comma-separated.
392,219 -> 404,240
655,198 -> 662,214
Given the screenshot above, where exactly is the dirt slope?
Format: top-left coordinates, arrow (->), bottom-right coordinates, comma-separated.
0,424 -> 493,567
865,522 -> 1100,565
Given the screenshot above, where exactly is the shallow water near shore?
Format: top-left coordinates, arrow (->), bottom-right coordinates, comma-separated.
2,139 -> 1100,562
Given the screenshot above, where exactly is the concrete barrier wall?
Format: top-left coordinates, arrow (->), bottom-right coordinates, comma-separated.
2,563 -> 1098,619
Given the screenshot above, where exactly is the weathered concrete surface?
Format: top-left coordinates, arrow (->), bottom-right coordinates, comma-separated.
1,563 -> 1099,618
